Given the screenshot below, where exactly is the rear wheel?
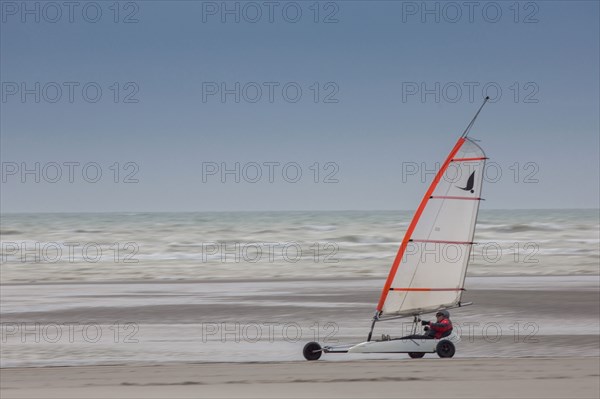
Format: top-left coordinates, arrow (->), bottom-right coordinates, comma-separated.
408,352 -> 425,359
303,342 -> 322,361
436,340 -> 455,358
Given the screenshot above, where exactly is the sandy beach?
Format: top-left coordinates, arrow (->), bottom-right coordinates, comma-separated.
2,357 -> 599,398
1,276 -> 599,398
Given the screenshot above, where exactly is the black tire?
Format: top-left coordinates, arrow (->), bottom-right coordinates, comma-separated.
303,342 -> 322,361
408,352 -> 425,359
436,340 -> 455,358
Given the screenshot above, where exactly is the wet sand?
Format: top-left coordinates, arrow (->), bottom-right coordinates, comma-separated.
3,276 -> 599,324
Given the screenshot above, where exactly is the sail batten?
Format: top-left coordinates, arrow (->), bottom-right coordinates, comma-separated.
430,196 -> 482,200
376,137 -> 486,316
451,157 -> 488,162
390,288 -> 465,292
410,239 -> 474,244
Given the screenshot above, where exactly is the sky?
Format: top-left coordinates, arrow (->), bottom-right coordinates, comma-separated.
1,0 -> 599,212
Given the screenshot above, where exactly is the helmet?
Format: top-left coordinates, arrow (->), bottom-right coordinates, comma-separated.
436,310 -> 450,318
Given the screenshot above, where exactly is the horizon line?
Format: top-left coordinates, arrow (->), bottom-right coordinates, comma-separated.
1,208 -> 599,215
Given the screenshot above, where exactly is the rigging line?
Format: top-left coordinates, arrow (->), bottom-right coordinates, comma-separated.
461,96 -> 490,139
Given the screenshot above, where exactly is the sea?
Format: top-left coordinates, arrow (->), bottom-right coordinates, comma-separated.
1,209 -> 598,283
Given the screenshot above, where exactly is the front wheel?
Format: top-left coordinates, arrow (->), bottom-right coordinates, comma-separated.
303,342 -> 322,361
436,340 -> 455,358
408,352 -> 425,359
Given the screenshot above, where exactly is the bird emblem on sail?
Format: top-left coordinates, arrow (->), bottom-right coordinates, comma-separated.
457,171 -> 476,193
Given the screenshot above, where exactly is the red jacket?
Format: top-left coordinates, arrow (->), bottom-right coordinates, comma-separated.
429,318 -> 453,339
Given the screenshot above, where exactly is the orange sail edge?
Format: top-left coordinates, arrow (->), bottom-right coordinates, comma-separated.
375,136 -> 467,314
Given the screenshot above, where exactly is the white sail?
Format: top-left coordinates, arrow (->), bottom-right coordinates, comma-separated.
377,137 -> 486,317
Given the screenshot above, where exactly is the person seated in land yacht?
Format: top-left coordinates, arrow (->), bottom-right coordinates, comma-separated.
390,310 -> 453,341
420,310 -> 453,339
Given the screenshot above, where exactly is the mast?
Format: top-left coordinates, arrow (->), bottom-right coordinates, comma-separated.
461,96 -> 489,139
367,98 -> 490,341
